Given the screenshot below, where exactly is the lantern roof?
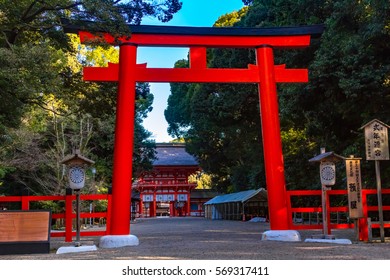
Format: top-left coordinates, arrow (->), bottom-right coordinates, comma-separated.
61,149 -> 95,166
308,151 -> 345,163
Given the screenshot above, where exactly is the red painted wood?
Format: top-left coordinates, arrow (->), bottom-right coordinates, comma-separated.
83,62 -> 308,83
21,196 -> 29,210
79,31 -> 311,48
289,207 -> 323,213
65,192 -> 73,242
190,47 -> 207,69
256,46 -> 288,230
287,190 -> 321,196
110,44 -> 137,235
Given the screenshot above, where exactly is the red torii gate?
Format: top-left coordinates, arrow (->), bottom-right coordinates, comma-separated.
65,23 -> 323,236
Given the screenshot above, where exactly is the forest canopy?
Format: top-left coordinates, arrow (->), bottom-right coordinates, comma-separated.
0,0 -> 183,196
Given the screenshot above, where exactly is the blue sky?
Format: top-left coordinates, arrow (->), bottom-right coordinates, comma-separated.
138,0 -> 244,142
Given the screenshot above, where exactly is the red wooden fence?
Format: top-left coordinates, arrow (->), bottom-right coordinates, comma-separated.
286,189 -> 390,241
0,194 -> 112,242
1,188 -> 388,242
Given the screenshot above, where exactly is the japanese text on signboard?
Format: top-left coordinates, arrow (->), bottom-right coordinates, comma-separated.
345,159 -> 363,218
364,120 -> 389,160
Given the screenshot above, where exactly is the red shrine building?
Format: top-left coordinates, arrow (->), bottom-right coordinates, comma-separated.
133,143 -> 208,218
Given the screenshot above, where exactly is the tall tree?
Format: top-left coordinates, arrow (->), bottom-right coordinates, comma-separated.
1,1 -> 181,194
165,6 -> 266,192
1,0 -> 182,131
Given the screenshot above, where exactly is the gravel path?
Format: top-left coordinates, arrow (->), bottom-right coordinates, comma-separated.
1,217 -> 389,260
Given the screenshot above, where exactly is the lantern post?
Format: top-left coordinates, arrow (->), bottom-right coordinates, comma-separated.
56,149 -> 97,254
309,149 -> 344,237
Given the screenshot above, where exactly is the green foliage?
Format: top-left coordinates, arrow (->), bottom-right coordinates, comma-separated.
189,172 -> 212,189
214,6 -> 249,27
0,1 -> 182,46
0,43 -> 64,131
0,0 -> 177,196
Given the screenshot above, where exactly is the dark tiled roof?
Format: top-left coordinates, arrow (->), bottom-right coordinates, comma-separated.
154,143 -> 198,166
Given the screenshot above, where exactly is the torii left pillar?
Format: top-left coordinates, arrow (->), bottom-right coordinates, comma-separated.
99,43 -> 139,248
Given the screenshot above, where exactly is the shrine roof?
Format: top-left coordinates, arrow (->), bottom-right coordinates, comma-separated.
154,143 -> 198,166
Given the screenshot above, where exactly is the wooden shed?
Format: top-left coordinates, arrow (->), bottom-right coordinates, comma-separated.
204,189 -> 268,221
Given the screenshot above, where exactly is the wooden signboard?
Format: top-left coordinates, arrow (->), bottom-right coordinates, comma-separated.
345,159 -> 364,218
363,119 -> 389,161
0,210 -> 51,255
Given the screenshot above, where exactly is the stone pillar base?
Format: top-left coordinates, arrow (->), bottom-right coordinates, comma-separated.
99,235 -> 139,248
261,230 -> 301,242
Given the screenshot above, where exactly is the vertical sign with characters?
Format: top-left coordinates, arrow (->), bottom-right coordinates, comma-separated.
364,119 -> 389,161
361,119 -> 390,242
345,158 -> 363,218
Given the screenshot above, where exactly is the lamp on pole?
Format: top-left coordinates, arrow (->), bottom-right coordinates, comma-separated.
61,149 -> 94,247
309,149 -> 344,238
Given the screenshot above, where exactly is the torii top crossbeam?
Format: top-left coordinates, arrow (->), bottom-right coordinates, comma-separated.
64,22 -> 323,84
64,22 -> 323,47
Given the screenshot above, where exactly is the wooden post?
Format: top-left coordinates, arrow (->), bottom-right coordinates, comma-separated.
256,45 -> 289,230
375,160 -> 385,242
75,190 -> 81,246
110,43 -> 137,235
354,219 -> 359,242
326,188 -> 331,235
21,196 -> 29,210
65,188 -> 73,242
367,217 -> 373,242
322,185 -> 328,235
187,192 -> 191,216
359,190 -> 368,241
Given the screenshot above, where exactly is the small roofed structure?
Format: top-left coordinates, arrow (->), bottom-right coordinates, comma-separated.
61,149 -> 95,166
204,189 -> 268,221
308,151 -> 345,163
